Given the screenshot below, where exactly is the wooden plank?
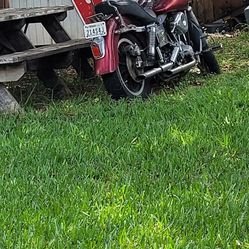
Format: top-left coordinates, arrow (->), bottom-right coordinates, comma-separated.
41,15 -> 71,43
0,6 -> 73,23
192,0 -> 215,24
0,0 -> 9,9
0,39 -> 90,65
193,0 -> 249,23
0,63 -> 26,82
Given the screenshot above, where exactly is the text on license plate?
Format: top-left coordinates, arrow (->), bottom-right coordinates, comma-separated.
83,22 -> 107,39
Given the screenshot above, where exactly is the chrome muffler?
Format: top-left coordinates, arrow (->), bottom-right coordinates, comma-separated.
138,59 -> 196,79
138,62 -> 173,80
168,59 -> 197,75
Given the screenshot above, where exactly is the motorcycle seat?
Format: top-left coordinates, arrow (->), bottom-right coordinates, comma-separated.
95,0 -> 157,25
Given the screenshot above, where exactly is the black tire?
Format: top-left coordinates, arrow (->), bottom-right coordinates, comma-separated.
102,33 -> 151,100
199,44 -> 221,74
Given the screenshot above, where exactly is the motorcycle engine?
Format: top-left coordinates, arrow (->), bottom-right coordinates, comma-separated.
171,12 -> 188,35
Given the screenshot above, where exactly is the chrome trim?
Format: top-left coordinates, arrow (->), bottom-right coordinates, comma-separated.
91,37 -> 106,60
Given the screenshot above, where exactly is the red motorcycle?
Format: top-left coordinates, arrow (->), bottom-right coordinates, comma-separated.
81,0 -> 220,99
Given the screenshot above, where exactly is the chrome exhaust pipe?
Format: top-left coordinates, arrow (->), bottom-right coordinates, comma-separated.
138,62 -> 173,80
138,59 -> 196,80
168,60 -> 197,75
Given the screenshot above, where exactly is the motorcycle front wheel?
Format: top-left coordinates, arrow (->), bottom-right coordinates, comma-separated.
102,33 -> 151,100
199,42 -> 221,74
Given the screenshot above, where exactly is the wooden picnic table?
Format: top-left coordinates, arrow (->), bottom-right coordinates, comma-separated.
0,5 -> 92,113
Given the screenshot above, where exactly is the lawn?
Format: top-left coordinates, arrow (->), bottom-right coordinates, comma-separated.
0,32 -> 249,248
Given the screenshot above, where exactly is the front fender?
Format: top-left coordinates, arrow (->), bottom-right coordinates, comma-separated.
187,9 -> 208,52
95,18 -> 120,75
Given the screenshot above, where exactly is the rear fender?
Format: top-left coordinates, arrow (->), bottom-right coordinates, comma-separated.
95,18 -> 120,75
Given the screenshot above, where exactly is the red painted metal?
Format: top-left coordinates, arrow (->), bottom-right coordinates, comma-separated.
73,0 -> 249,24
71,0 -> 120,75
95,18 -> 120,75
72,0 -> 102,23
76,0 -> 248,76
153,0 -> 189,14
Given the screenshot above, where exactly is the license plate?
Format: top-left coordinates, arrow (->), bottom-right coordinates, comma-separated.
83,22 -> 107,39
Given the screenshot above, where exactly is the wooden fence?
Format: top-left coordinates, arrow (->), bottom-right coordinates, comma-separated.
0,0 -> 9,8
192,0 -> 248,23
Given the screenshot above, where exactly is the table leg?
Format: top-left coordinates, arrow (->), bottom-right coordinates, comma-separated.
41,16 -> 94,80
73,48 -> 95,80
41,16 -> 70,43
0,83 -> 21,114
37,67 -> 72,99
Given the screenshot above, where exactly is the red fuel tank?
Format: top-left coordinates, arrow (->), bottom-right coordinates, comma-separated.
153,0 -> 189,14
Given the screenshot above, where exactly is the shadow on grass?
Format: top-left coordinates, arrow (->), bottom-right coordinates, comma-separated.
5,31 -> 249,112
7,67 -> 213,112
7,70 -> 106,111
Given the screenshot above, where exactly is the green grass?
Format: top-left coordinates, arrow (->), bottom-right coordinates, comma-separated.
0,32 -> 249,248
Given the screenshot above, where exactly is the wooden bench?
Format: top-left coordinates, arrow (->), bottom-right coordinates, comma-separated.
0,6 -> 73,22
0,38 -> 91,84
0,6 -> 91,113
0,39 -> 90,65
